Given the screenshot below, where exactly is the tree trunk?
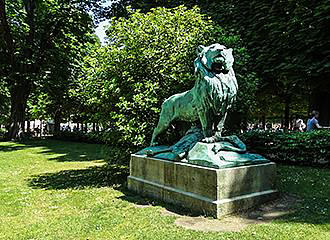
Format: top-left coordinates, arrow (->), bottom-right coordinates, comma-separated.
309,90 -> 330,126
54,111 -> 62,133
21,120 -> 25,133
284,97 -> 291,129
6,85 -> 29,140
261,115 -> 266,130
27,120 -> 30,133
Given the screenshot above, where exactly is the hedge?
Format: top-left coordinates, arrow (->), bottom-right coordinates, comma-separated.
51,129 -> 330,167
240,130 -> 330,167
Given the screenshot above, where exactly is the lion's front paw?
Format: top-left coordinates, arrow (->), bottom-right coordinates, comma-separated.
201,137 -> 216,143
145,150 -> 154,156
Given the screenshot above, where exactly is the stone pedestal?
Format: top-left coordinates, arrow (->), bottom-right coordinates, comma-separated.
128,154 -> 278,218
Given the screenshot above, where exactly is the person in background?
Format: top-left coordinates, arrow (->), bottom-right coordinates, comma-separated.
307,110 -> 323,131
295,119 -> 306,132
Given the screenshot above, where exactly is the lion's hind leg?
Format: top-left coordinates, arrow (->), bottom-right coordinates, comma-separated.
212,112 -> 228,142
150,107 -> 174,146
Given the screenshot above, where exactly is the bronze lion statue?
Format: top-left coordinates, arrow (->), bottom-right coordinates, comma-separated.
151,43 -> 237,146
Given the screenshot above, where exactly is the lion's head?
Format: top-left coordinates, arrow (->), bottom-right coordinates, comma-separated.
196,44 -> 234,74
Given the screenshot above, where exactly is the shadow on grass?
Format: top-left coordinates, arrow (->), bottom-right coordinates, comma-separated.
118,192 -> 201,217
32,139 -> 112,162
28,164 -> 129,190
8,139 -> 329,226
0,139 -> 125,163
119,190 -> 330,226
27,162 -> 330,226
0,145 -> 28,152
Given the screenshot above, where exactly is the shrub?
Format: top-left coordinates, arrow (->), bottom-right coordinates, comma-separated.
52,129 -> 330,166
0,128 -> 6,141
241,130 -> 330,167
76,6 -> 258,147
53,131 -> 101,144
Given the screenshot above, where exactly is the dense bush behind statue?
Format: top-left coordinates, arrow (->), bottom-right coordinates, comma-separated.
77,6 -> 258,147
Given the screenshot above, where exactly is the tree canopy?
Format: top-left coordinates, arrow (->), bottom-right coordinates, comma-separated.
0,0 -> 105,138
1,0 -> 329,142
114,0 -> 330,125
73,6 -> 258,146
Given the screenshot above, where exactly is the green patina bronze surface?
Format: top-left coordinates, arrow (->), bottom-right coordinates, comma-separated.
137,131 -> 269,169
140,43 -> 269,169
151,43 -> 237,146
138,127 -> 204,161
186,141 -> 269,169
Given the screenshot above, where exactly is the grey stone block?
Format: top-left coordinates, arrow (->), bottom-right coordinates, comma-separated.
128,154 -> 278,218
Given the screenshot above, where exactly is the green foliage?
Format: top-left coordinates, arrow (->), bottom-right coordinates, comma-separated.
52,131 -> 105,144
27,34 -> 100,126
77,6 -> 258,146
0,0 -> 106,138
28,93 -> 52,120
241,130 -> 330,166
124,0 -> 330,122
213,33 -> 260,125
80,6 -> 215,146
205,0 -> 330,120
0,128 -> 6,140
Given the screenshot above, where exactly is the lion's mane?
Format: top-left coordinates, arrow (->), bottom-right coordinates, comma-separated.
192,57 -> 238,116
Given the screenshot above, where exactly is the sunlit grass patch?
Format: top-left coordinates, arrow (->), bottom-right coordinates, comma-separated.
0,140 -> 329,240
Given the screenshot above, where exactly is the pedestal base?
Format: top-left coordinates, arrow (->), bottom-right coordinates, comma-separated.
128,154 -> 278,218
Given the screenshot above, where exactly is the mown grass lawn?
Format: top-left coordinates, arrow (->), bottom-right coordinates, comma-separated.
0,140 -> 329,240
